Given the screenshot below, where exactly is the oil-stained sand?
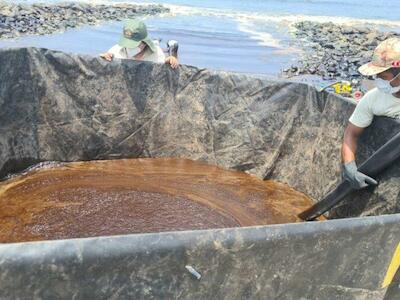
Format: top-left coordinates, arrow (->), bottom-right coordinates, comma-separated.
0,158 -> 322,243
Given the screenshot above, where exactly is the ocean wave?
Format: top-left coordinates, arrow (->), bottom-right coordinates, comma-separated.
237,20 -> 282,49
163,4 -> 400,28
83,1 -> 400,27
14,0 -> 400,51
23,1 -> 400,28
161,2 -> 400,50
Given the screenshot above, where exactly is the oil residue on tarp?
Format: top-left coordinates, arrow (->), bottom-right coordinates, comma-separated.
0,158 -> 322,243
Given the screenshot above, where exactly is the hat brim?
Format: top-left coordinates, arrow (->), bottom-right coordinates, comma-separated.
142,37 -> 156,53
118,36 -> 141,49
118,36 -> 156,53
358,62 -> 392,76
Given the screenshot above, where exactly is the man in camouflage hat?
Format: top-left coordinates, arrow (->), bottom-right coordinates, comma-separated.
100,19 -> 178,69
342,37 -> 400,189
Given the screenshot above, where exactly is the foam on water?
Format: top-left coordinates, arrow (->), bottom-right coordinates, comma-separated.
238,27 -> 281,49
162,2 -> 400,54
50,0 -> 400,50
72,1 -> 400,27
162,3 -> 400,27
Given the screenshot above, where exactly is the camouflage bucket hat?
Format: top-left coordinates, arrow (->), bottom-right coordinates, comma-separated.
118,19 -> 156,53
358,37 -> 400,76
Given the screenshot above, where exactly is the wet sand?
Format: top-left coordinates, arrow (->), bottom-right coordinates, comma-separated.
0,158 -> 322,243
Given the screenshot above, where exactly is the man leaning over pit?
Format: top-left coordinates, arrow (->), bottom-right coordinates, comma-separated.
342,37 -> 400,189
100,19 -> 179,69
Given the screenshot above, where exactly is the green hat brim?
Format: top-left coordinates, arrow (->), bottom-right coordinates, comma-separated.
118,36 -> 156,53
142,37 -> 156,53
118,36 -> 141,49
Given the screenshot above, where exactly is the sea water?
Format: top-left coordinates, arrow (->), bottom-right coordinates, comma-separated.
1,0 -> 400,75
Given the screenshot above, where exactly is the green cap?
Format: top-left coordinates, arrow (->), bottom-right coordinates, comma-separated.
118,19 -> 156,53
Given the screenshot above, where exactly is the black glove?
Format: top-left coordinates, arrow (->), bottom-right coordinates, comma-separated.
342,161 -> 378,190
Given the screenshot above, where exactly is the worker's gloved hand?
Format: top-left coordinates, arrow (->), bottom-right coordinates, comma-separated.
342,161 -> 378,189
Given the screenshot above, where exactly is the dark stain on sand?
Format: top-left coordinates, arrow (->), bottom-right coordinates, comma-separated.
0,158 -> 323,243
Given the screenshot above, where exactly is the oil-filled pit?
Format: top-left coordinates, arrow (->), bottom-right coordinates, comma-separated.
0,48 -> 399,299
0,158 -> 321,243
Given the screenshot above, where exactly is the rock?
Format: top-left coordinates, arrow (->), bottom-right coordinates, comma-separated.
341,27 -> 355,35
353,38 -> 364,45
0,2 -> 170,40
348,70 -> 360,77
327,61 -> 337,67
308,67 -> 317,74
290,21 -> 396,86
324,43 -> 335,49
354,26 -> 370,34
327,67 -> 337,73
365,30 -> 380,40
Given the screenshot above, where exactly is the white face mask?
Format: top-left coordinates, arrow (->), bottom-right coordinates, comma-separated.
374,73 -> 400,94
126,47 -> 141,58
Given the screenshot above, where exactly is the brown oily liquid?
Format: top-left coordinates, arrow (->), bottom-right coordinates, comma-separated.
0,158 -> 322,243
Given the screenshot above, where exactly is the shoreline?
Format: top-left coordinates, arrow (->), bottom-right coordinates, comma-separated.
0,2 -> 169,39
1,2 -> 399,90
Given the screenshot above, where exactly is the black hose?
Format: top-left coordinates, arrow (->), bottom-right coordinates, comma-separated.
299,130 -> 400,221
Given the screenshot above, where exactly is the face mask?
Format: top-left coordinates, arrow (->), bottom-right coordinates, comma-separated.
374,73 -> 400,94
126,47 -> 141,58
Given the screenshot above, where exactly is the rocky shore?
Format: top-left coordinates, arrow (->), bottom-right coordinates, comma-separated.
0,2 -> 168,39
285,21 -> 400,83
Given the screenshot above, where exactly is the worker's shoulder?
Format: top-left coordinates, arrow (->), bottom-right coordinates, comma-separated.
357,87 -> 382,107
355,88 -> 376,108
362,87 -> 380,101
360,87 -> 399,107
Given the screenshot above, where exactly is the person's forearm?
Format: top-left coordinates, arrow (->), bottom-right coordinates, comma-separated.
340,124 -> 376,189
341,129 -> 359,163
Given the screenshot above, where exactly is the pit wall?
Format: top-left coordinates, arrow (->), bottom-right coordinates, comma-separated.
0,48 -> 399,299
0,215 -> 399,299
1,47 -> 399,218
